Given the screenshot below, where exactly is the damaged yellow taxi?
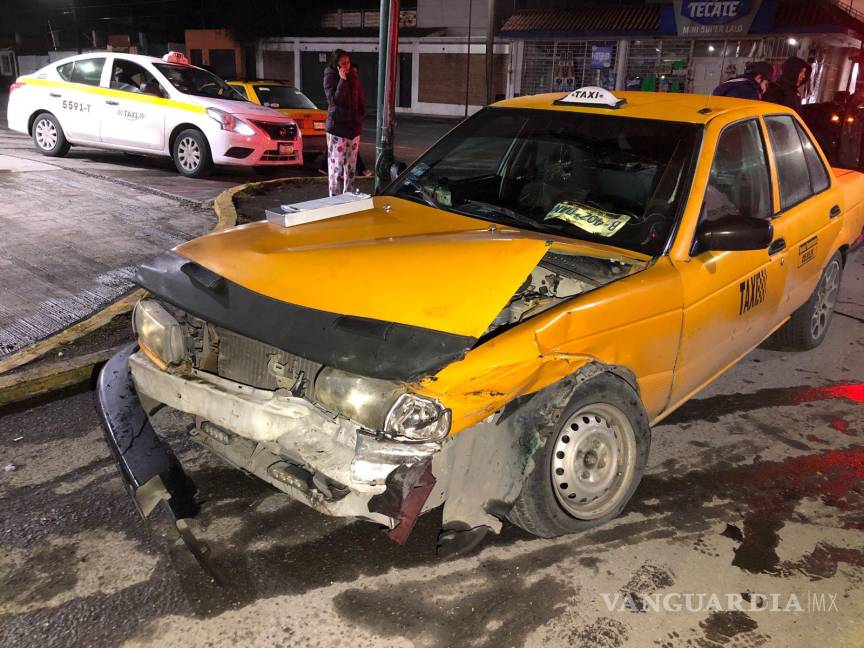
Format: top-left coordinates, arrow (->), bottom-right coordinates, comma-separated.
97,87 -> 864,556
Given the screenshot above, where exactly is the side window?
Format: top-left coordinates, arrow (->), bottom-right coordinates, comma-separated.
69,57 -> 105,86
765,115 -> 813,210
232,85 -> 249,99
701,119 -> 772,223
57,62 -> 74,81
110,59 -> 158,93
795,122 -> 830,194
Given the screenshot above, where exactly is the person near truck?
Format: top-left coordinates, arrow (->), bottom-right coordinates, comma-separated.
323,49 -> 365,196
763,57 -> 811,113
712,61 -> 775,100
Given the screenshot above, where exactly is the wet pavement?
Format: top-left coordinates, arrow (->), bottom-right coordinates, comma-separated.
1,255 -> 862,647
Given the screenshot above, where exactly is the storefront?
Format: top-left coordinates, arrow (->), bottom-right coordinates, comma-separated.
502,0 -> 864,103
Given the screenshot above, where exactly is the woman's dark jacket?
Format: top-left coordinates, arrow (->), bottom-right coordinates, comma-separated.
763,57 -> 810,112
323,66 -> 365,139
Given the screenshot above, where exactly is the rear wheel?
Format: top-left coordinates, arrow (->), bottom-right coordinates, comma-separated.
508,374 -> 650,538
770,251 -> 843,350
32,113 -> 70,157
172,129 -> 213,178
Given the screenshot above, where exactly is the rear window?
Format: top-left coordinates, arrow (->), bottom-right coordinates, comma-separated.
68,58 -> 105,86
253,85 -> 317,109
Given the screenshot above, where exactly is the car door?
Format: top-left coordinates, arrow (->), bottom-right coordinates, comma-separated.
762,114 -> 844,312
99,57 -> 166,151
55,56 -> 106,142
670,118 -> 787,404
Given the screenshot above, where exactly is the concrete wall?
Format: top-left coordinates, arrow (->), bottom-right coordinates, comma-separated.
418,52 -> 507,105
184,29 -> 244,79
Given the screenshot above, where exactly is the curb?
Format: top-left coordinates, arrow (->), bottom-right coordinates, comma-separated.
0,174 -> 324,408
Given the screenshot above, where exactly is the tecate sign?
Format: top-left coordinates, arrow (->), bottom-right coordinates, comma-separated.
673,0 -> 762,36
682,0 -> 750,25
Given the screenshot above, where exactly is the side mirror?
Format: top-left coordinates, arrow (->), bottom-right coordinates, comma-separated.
389,161 -> 407,181
695,216 -> 773,253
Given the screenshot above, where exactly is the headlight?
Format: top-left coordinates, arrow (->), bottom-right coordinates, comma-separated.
314,368 -> 404,430
206,107 -> 255,136
385,393 -> 451,442
132,300 -> 186,366
313,368 -> 450,442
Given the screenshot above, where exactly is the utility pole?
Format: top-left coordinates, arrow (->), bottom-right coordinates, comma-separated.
464,0 -> 473,117
485,0 -> 496,105
375,0 -> 400,192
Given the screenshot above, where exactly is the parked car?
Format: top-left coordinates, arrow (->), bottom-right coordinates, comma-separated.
228,80 -> 328,160
799,94 -> 864,170
97,87 -> 864,557
6,52 -> 302,177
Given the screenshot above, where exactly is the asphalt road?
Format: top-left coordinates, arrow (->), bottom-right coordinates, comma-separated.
1,255 -> 862,648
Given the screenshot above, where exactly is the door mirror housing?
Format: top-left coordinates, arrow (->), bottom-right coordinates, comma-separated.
694,216 -> 774,254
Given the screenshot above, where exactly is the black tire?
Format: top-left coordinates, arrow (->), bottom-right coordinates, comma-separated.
507,373 -> 651,538
769,251 -> 843,351
32,112 -> 70,157
172,128 -> 213,178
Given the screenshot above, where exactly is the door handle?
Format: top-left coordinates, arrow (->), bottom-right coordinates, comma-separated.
830,204 -> 842,219
769,238 -> 786,255
49,92 -> 61,98
105,100 -> 119,106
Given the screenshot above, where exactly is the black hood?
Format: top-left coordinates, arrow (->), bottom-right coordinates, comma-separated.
779,57 -> 810,86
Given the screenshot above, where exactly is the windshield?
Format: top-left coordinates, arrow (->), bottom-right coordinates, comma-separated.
253,85 -> 318,109
386,108 -> 702,256
154,63 -> 246,100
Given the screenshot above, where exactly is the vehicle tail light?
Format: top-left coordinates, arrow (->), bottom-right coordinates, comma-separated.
831,114 -> 840,123
847,116 -> 856,123
9,81 -> 24,94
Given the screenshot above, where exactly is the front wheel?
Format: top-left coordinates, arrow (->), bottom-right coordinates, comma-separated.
172,129 -> 213,178
507,373 -> 651,538
32,113 -> 70,157
769,251 -> 843,351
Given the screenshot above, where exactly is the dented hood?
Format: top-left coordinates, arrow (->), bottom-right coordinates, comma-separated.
173,196 -> 642,340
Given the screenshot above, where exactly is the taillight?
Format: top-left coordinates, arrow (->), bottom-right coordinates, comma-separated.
831,114 -> 840,123
847,116 -> 856,124
9,81 -> 24,93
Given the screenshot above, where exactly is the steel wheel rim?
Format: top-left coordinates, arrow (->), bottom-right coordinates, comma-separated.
177,137 -> 201,171
551,402 -> 636,520
811,258 -> 841,340
35,118 -> 57,150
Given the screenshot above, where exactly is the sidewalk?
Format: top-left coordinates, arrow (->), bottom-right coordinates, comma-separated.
0,162 -> 213,360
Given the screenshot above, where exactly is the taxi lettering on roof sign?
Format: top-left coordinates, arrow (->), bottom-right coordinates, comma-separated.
555,86 -> 626,108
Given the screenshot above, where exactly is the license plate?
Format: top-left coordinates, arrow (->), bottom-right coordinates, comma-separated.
313,121 -> 325,130
278,143 -> 294,155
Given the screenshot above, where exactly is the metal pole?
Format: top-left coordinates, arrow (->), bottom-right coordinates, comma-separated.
485,0 -> 495,105
464,0 -> 473,116
375,0 -> 391,192
382,0 -> 400,162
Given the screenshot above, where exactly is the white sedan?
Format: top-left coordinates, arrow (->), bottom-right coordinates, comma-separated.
6,52 -> 303,177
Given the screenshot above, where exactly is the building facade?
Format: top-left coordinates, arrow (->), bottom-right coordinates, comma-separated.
501,0 -> 864,103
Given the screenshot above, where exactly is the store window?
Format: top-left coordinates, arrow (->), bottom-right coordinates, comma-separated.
625,39 -> 690,93
521,40 -> 618,96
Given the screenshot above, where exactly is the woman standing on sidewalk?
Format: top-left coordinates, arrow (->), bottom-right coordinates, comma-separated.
323,49 -> 365,196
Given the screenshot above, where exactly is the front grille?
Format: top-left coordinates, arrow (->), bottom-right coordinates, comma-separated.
251,120 -> 298,141
260,150 -> 300,161
216,328 -> 320,393
170,304 -> 321,396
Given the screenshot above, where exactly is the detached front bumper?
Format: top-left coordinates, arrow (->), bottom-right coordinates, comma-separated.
95,343 -> 199,522
97,345 -> 442,529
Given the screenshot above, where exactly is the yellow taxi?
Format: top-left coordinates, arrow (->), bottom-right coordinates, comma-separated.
98,87 -> 864,557
229,80 -> 328,158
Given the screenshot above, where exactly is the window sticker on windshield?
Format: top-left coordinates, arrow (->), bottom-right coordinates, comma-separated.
409,163 -> 430,179
545,201 -> 630,237
435,186 -> 452,207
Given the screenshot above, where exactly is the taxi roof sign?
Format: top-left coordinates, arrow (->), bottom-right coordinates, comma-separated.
162,51 -> 190,65
555,86 -> 626,109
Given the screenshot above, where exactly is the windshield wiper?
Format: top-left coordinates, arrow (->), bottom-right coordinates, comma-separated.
460,200 -> 561,233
